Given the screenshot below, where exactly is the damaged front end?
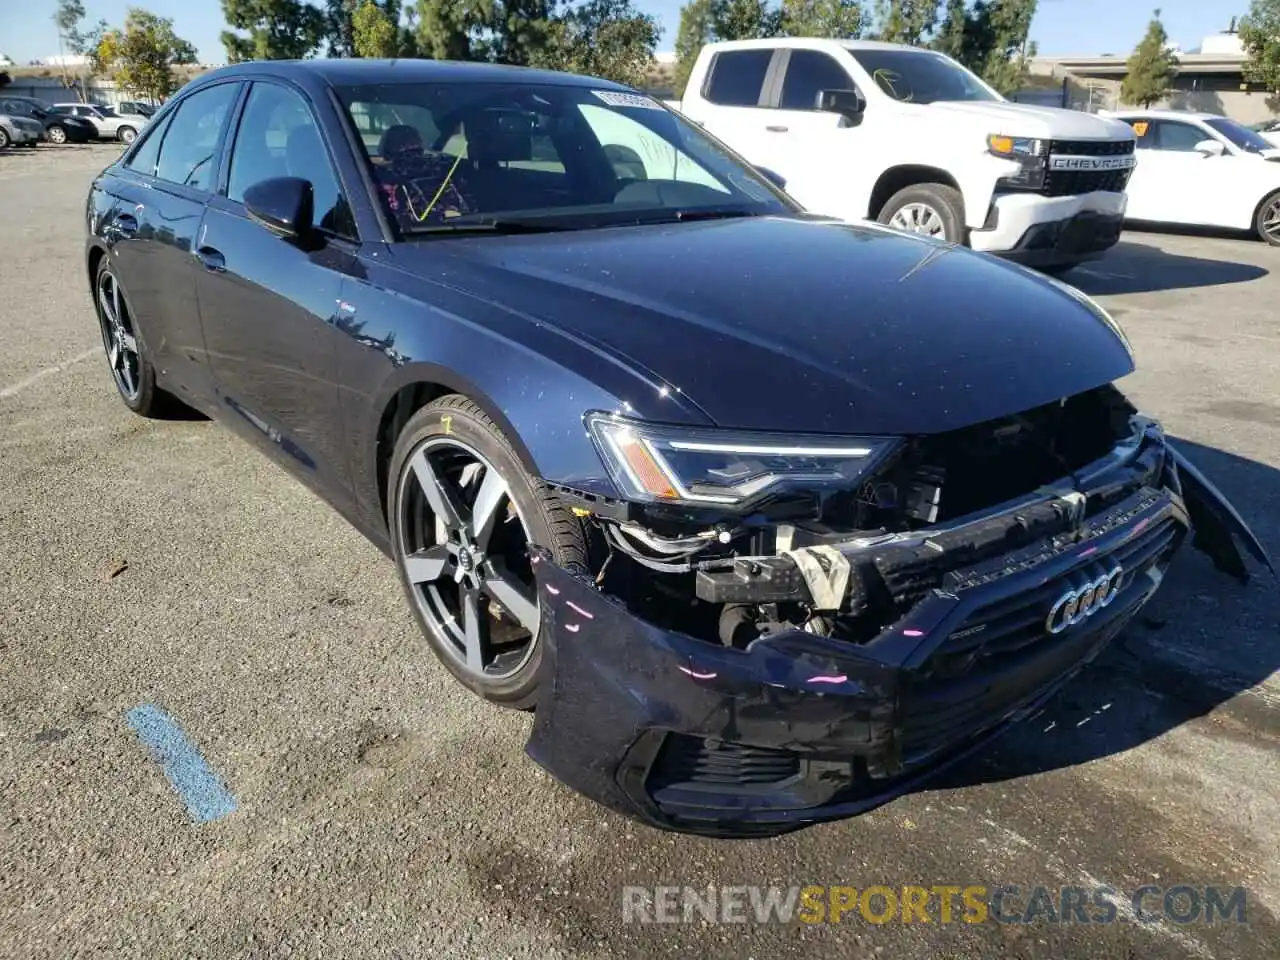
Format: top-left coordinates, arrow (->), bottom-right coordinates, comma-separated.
526,386 -> 1271,837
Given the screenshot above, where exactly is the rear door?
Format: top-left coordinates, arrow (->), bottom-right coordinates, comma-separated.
687,48 -> 780,171
105,81 -> 243,407
195,78 -> 361,501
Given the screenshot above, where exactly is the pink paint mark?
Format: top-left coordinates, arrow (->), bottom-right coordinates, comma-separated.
1078,546 -> 1098,558
565,600 -> 595,620
679,666 -> 718,680
903,629 -> 925,638
808,674 -> 848,685
545,584 -> 561,596
565,623 -> 580,633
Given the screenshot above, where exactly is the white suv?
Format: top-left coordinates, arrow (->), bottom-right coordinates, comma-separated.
676,38 -> 1139,272
50,103 -> 148,143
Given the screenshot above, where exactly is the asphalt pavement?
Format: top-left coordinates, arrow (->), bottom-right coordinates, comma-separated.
1,142 -> 1278,959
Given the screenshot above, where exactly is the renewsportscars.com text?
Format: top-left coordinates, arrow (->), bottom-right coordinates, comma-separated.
621,884 -> 1249,926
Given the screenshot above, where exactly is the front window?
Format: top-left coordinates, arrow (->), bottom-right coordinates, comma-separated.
335,81 -> 794,235
1205,117 -> 1272,155
845,48 -> 1000,104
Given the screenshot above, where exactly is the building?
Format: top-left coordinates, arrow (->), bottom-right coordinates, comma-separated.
1029,29 -> 1276,124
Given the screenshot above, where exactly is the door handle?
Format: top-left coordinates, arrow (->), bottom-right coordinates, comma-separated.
113,212 -> 138,236
196,245 -> 226,273
765,125 -> 789,133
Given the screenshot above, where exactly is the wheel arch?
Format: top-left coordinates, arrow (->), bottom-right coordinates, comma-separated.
370,363 -> 540,530
868,165 -> 962,220
87,243 -> 108,294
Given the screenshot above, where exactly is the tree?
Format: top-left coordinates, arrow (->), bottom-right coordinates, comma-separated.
871,0 -> 938,45
716,0 -> 781,39
53,0 -> 86,90
221,0 -> 328,61
93,8 -> 197,104
414,0 -> 555,64
1240,0 -> 1280,100
326,0 -> 360,56
779,0 -> 863,38
673,0 -> 716,95
962,0 -> 1036,94
536,0 -> 661,86
1121,9 -> 1178,107
352,0 -> 401,56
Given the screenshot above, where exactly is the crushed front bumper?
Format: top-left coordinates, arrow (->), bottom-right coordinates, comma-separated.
525,428 -> 1270,837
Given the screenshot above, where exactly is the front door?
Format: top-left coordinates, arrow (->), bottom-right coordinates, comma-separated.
195,79 -> 362,503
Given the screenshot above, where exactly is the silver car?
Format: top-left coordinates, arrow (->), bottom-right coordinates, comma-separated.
0,112 -> 42,148
49,102 -> 148,143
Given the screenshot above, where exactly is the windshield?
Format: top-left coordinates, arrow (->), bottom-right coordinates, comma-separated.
845,48 -> 1001,104
335,81 -> 795,235
1205,117 -> 1273,154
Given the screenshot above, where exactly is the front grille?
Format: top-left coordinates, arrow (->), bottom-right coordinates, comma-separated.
1039,138 -> 1135,197
898,512 -> 1183,760
648,735 -> 801,789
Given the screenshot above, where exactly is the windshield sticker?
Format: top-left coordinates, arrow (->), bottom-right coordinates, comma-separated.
592,90 -> 664,110
1132,121 -> 1149,137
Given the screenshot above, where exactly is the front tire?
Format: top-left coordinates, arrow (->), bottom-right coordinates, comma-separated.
388,395 -> 591,710
0,128 -> 10,150
878,183 -> 966,244
1255,191 -> 1280,246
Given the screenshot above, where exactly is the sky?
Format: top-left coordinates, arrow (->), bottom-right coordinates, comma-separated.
0,0 -> 1249,68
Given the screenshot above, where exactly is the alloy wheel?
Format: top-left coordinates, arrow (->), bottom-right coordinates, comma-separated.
888,202 -> 946,239
95,269 -> 142,402
48,125 -> 66,144
396,437 -> 541,681
0,129 -> 9,150
119,126 -> 137,144
1262,196 -> 1280,244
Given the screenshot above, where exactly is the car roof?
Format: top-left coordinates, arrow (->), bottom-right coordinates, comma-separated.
705,37 -> 939,54
1104,109 -> 1220,122
194,57 -> 632,92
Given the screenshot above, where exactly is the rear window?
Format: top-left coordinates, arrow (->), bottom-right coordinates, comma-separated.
704,49 -> 773,107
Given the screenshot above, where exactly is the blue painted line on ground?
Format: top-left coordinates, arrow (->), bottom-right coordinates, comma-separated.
125,704 -> 239,824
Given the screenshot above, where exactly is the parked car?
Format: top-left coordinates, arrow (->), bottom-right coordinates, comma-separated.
672,38 -> 1139,274
51,102 -> 148,143
1104,110 -> 1280,245
1252,118 -> 1280,148
84,59 -> 1269,837
0,111 -> 42,148
0,94 -> 96,143
117,100 -> 159,118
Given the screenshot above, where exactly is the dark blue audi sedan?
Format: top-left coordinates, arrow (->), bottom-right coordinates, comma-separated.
84,58 -> 1269,837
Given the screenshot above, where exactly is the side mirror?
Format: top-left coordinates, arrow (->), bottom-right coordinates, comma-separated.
817,88 -> 866,123
1193,138 -> 1226,157
244,176 -> 314,241
756,166 -> 787,190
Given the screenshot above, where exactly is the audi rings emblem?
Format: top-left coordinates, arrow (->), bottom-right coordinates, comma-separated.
1045,565 -> 1124,635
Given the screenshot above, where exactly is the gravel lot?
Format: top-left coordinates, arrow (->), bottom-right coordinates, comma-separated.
2,142 -> 1278,960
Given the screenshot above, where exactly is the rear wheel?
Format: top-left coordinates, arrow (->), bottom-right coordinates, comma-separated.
878,183 -> 966,244
93,260 -> 179,417
117,125 -> 137,144
1255,191 -> 1280,246
47,124 -> 67,145
388,395 -> 591,710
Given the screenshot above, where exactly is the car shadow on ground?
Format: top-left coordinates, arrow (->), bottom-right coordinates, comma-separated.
1063,239 -> 1268,296
930,437 -> 1279,794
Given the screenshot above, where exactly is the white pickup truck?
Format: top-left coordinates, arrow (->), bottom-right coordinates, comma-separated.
673,38 -> 1140,272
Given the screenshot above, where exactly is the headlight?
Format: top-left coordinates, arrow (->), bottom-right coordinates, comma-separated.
585,413 -> 898,506
988,133 -> 1046,190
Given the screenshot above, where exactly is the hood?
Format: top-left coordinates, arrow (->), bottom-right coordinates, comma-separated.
402,217 -> 1135,437
927,100 -> 1135,141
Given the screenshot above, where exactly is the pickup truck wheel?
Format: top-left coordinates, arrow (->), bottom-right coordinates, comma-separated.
878,184 -> 965,244
1256,191 -> 1280,246
388,395 -> 592,710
